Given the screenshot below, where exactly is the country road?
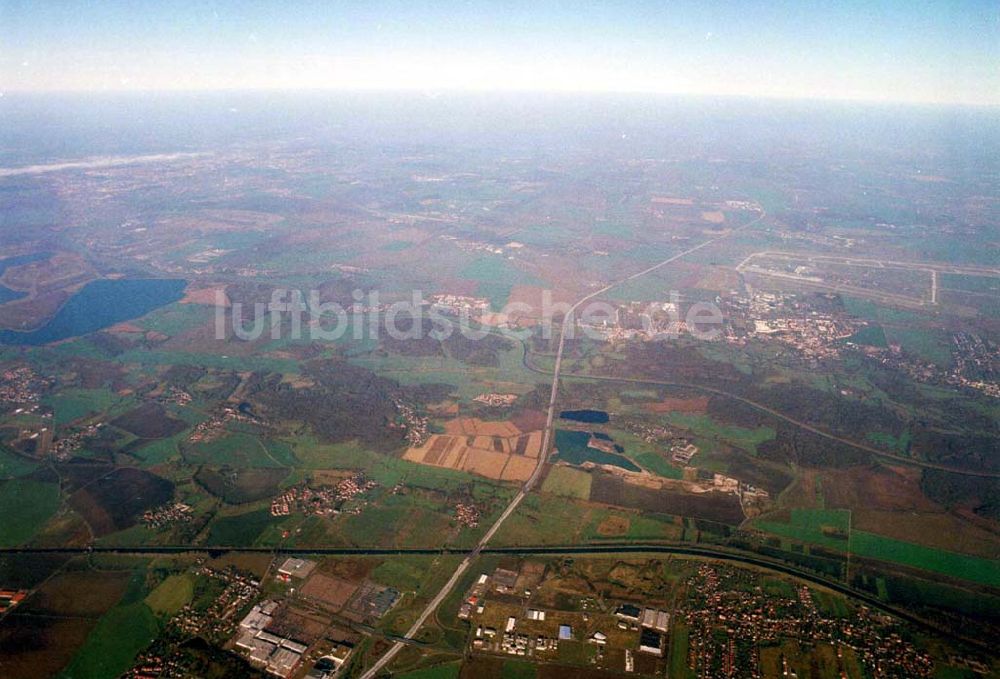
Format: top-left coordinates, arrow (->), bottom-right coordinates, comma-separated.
357,208 -> 767,678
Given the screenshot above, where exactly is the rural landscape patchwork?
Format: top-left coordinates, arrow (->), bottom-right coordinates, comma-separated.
1,5 -> 999,678
0,94 -> 997,679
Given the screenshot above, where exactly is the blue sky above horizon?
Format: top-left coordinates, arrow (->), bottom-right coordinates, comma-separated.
2,1 -> 998,105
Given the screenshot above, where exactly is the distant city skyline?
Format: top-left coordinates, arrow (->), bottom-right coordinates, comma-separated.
2,0 -> 998,106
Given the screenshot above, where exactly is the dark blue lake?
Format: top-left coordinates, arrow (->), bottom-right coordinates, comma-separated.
0,278 -> 186,345
559,409 -> 610,424
0,252 -> 53,304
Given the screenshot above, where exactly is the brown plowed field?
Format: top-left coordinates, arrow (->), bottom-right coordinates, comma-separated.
403,419 -> 543,482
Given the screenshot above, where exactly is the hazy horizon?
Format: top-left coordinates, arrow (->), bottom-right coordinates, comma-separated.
3,90 -> 998,169
3,1 -> 998,106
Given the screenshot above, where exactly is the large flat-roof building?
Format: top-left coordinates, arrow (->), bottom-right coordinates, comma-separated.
641,607 -> 670,632
276,558 -> 316,582
639,628 -> 663,656
492,568 -> 519,593
615,603 -> 641,622
267,647 -> 301,678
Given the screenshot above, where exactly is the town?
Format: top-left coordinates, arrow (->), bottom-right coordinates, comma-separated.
269,475 -> 378,517
681,563 -> 934,678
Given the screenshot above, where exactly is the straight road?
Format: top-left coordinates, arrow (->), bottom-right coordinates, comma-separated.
357,208 -> 766,678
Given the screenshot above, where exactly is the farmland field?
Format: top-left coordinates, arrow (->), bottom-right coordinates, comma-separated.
43,388 -> 125,425
183,433 -> 298,468
0,568 -> 134,679
669,624 -> 695,679
592,475 -> 743,525
0,615 -> 97,679
144,574 -> 195,615
756,508 -> 1000,587
460,256 -> 543,311
633,452 -> 683,479
205,508 -> 279,546
195,466 -> 290,504
541,465 -> 593,500
68,468 -> 175,537
659,413 -> 775,455
61,601 -> 160,679
398,661 -> 462,679
0,478 -> 61,547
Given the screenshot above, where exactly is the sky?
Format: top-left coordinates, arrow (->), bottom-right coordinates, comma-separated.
2,0 -> 998,105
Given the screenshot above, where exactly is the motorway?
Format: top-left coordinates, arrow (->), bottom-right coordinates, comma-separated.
357,208 -> 767,678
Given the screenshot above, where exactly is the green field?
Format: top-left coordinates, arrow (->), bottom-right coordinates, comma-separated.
846,324 -> 887,347
115,348 -> 303,375
939,273 -> 1000,294
0,478 -> 61,547
137,302 -> 214,336
842,297 -> 922,325
349,341 -> 538,401
850,532 -> 1000,588
605,268 -> 679,302
459,256 -> 542,310
669,624 -> 695,679
0,448 -> 39,478
44,387 -> 125,425
289,435 -> 485,490
587,512 -> 679,541
812,589 -> 850,618
662,413 -> 775,455
541,465 -> 593,499
130,430 -> 188,464
144,574 -> 194,615
501,659 -> 537,679
184,433 -> 298,467
756,508 -> 852,551
634,451 -> 683,479
840,300 -> 952,364
205,508 -> 279,546
337,493 -> 452,548
372,555 -> 466,610
883,327 -> 953,366
757,508 -> 1000,588
866,430 -> 911,454
372,555 -> 440,593
397,661 -> 462,679
60,601 -> 159,679
931,667 -> 982,679
760,576 -> 797,598
494,494 -> 590,545
494,493 -> 680,545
